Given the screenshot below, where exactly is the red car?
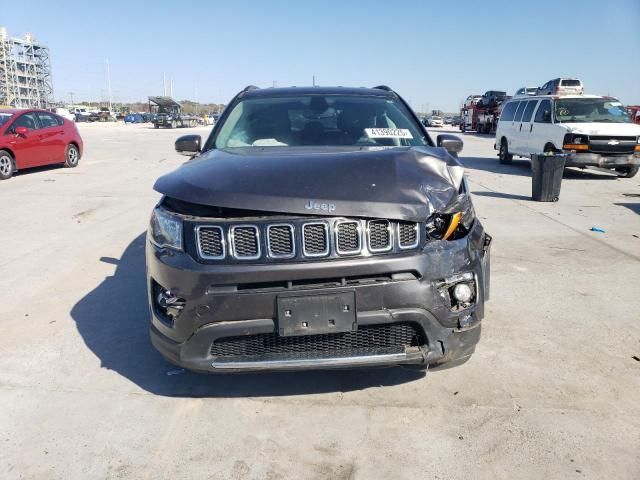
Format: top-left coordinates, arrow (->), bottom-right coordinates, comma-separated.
0,108 -> 84,180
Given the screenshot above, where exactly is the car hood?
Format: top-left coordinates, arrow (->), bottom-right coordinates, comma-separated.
154,146 -> 464,221
561,122 -> 640,136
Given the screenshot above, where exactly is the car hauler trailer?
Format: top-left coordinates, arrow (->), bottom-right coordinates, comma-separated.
149,96 -> 199,129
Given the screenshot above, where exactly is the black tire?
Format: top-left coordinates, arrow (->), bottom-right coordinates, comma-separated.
0,149 -> 14,180
64,144 -> 80,168
544,143 -> 558,153
615,166 -> 639,178
499,138 -> 513,164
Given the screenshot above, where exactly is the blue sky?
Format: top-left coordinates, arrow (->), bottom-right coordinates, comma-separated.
4,0 -> 640,111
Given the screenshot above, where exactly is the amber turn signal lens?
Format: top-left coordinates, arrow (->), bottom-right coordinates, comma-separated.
563,144 -> 589,151
442,212 -> 462,241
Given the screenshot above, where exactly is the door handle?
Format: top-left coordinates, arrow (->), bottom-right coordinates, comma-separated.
529,124 -> 533,133
519,124 -> 523,131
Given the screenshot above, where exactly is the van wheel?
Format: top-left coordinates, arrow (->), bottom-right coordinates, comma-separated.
0,150 -> 14,180
499,139 -> 513,164
615,166 -> 638,178
64,144 -> 80,168
544,143 -> 559,153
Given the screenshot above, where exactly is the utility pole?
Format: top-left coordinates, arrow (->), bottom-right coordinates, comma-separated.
170,77 -> 173,97
163,72 -> 166,96
105,59 -> 112,111
312,75 -> 316,87
68,91 -> 74,106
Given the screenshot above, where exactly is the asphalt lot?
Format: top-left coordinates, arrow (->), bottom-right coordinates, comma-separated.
1,122 -> 639,479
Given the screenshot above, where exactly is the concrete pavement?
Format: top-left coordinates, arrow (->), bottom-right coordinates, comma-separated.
0,123 -> 638,479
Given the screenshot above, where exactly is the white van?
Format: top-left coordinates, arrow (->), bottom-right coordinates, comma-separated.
494,95 -> 640,178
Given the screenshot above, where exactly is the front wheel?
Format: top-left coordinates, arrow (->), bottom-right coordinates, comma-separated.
499,139 -> 513,164
0,150 -> 14,180
64,144 -> 80,168
615,166 -> 639,178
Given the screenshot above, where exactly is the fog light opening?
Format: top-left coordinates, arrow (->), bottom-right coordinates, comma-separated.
153,280 -> 186,323
453,283 -> 473,304
438,274 -> 477,311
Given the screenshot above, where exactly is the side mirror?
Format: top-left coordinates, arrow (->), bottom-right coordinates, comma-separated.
15,126 -> 28,136
175,135 -> 201,156
437,134 -> 463,154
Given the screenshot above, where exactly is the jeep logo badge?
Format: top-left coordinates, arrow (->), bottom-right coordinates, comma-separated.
305,200 -> 336,213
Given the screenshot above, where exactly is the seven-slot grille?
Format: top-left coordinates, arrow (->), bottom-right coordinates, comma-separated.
336,221 -> 361,254
231,225 -> 260,259
398,221 -> 419,249
210,322 -> 425,361
368,220 -> 392,252
195,218 -> 421,262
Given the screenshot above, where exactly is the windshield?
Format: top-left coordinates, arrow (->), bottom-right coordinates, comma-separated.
555,98 -> 630,123
214,95 -> 428,149
0,113 -> 13,127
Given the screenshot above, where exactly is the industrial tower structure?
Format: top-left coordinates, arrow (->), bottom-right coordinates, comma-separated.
0,27 -> 53,108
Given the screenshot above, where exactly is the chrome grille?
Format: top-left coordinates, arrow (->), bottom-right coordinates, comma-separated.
196,226 -> 225,259
231,225 -> 260,259
368,220 -> 392,252
303,223 -> 329,257
267,224 -> 295,258
336,221 -> 361,254
194,218 -> 420,262
398,222 -> 419,249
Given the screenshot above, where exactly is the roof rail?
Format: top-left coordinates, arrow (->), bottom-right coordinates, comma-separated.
372,85 -> 392,91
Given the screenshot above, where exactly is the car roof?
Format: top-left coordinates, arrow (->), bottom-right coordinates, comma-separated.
506,94 -> 609,101
241,86 -> 396,99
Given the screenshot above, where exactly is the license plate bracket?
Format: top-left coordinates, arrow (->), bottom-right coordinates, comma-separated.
277,291 -> 356,337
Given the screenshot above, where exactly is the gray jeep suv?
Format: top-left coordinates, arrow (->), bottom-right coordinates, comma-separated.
146,85 -> 491,373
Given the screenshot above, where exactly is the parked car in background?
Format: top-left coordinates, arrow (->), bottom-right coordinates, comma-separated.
464,95 -> 482,108
0,108 -> 83,180
427,116 -> 444,127
477,91 -> 508,108
124,113 -> 145,123
514,87 -> 538,97
47,107 -> 75,122
536,78 -> 583,96
495,95 -> 640,178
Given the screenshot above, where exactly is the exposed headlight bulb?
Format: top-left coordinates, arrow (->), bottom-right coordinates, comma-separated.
452,283 -> 473,304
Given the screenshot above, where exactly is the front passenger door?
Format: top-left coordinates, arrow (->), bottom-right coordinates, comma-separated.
528,99 -> 553,154
5,112 -> 41,169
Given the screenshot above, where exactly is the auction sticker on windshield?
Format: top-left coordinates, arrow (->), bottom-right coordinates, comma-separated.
365,128 -> 413,139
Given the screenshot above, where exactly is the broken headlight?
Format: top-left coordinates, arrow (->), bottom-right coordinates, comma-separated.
149,207 -> 183,250
426,200 -> 475,241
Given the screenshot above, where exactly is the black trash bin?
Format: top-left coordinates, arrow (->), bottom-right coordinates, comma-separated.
531,154 -> 566,202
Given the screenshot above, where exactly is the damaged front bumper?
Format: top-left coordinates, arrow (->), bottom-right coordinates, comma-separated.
146,221 -> 491,373
562,151 -> 640,168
